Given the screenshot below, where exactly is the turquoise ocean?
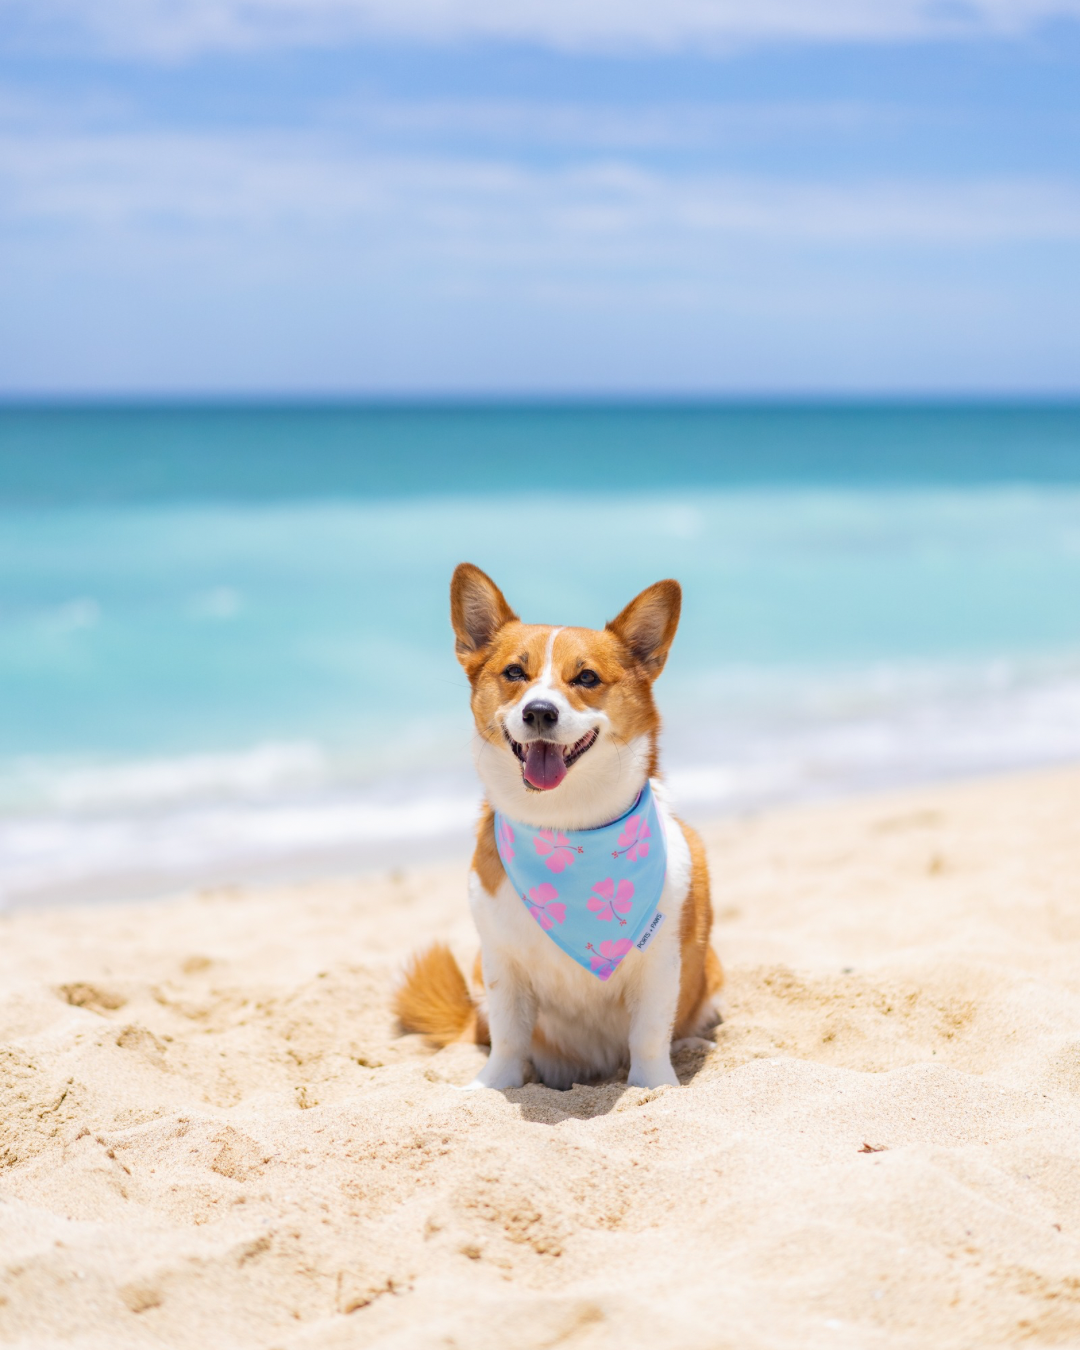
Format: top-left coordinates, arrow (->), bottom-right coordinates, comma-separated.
3,403 -> 1080,907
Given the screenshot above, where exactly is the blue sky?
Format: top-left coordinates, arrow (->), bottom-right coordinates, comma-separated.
2,1 -> 1079,394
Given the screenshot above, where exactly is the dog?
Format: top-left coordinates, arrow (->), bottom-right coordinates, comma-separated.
394,562 -> 722,1090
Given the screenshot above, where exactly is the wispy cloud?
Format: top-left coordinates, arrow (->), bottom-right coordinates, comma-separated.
6,0 -> 1080,58
0,83 -> 909,152
2,128 -> 1079,252
317,97 -> 901,155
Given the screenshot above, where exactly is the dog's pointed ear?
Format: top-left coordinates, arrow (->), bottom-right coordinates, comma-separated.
451,563 -> 518,664
606,579 -> 681,680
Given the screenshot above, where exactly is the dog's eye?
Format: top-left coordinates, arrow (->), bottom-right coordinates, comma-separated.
574,669 -> 601,688
503,664 -> 527,682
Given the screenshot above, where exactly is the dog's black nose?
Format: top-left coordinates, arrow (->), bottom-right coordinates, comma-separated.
521,699 -> 559,731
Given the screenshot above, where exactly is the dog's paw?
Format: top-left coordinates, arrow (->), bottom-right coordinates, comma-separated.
627,1057 -> 679,1089
672,1036 -> 714,1053
458,1058 -> 527,1092
697,998 -> 723,1032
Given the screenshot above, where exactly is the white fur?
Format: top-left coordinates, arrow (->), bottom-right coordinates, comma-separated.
464,778 -> 692,1091
475,727 -> 652,833
539,626 -> 562,685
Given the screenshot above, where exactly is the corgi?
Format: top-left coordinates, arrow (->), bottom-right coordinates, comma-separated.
395,563 -> 722,1090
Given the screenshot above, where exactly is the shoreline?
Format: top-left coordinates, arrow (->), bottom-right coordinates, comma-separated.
2,762 -> 1080,1348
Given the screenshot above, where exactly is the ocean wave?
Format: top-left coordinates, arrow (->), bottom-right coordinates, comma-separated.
669,683 -> 1080,809
0,742 -> 331,814
0,787 -> 481,906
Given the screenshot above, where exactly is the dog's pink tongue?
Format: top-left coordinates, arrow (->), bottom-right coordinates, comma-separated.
523,741 -> 567,791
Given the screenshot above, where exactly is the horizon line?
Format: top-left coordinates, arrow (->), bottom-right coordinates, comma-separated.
3,391 -> 1080,411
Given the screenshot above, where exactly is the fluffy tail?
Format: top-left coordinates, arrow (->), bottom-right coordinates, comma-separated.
394,943 -> 488,1047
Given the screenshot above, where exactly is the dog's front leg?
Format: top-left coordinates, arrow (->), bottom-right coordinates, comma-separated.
464,946 -> 534,1091
626,928 -> 681,1089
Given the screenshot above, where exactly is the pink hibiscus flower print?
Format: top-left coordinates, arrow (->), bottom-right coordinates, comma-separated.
526,882 -> 566,931
612,814 -> 651,862
496,819 -> 515,861
533,829 -> 582,873
587,877 -> 635,926
587,938 -> 634,981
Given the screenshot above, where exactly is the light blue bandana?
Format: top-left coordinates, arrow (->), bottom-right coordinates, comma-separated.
493,779 -> 668,981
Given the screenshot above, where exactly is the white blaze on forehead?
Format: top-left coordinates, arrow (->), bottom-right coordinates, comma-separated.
539,627 -> 563,687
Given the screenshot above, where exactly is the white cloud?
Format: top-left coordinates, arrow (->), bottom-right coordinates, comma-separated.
1,129 -> 1079,253
320,97 -> 892,153
6,0 -> 1080,58
0,82 -> 911,152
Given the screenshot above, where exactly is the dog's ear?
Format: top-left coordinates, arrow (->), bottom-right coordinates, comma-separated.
606,579 -> 682,680
451,563 -> 518,663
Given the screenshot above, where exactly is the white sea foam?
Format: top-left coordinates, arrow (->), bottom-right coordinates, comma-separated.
666,659 -> 1080,808
668,678 -> 1080,809
0,742 -> 330,813
0,789 -> 480,904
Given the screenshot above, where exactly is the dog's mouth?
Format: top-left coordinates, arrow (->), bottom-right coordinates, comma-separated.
504,728 -> 599,791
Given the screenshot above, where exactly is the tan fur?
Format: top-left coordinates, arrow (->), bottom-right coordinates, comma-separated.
472,804 -> 505,898
393,943 -> 485,1047
672,818 -> 724,1038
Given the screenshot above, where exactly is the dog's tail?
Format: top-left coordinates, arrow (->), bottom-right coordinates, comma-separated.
394,943 -> 489,1047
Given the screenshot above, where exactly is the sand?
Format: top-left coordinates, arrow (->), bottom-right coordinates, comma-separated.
2,765 -> 1080,1350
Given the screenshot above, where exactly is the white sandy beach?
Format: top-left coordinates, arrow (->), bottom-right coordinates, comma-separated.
2,764 -> 1080,1349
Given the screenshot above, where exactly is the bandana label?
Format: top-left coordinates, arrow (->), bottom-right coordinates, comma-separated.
493,779 -> 668,981
634,909 -> 666,953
